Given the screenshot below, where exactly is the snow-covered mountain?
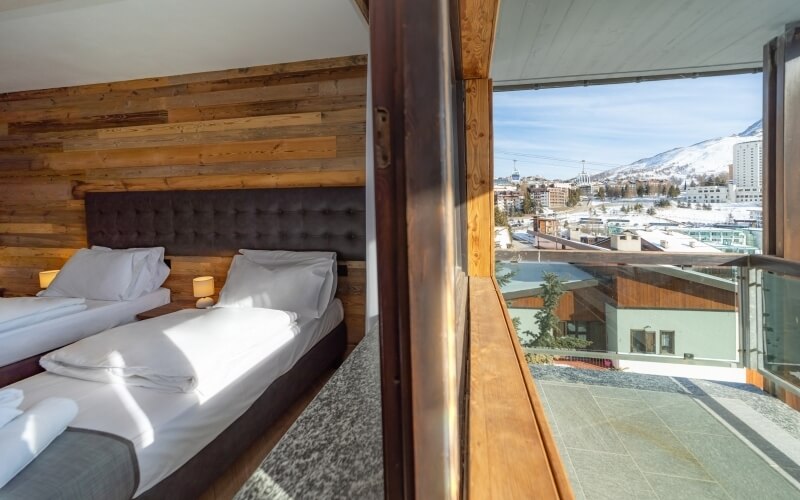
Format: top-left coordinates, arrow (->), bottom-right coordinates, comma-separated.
599,120 -> 762,182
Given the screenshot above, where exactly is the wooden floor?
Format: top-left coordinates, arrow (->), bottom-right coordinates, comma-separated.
198,367 -> 337,500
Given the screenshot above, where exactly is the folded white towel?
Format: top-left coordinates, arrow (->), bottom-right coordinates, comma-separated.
0,388 -> 24,429
0,397 -> 79,489
0,388 -> 23,407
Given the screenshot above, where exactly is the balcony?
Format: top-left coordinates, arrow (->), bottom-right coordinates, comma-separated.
487,250 -> 800,499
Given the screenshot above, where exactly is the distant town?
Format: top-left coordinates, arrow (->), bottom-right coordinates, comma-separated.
495,138 -> 763,254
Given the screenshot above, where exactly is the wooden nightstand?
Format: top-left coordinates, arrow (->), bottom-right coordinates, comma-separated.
136,301 -> 196,321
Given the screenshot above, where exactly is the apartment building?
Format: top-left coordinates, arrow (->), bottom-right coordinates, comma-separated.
530,184 -> 569,208
734,140 -> 763,201
683,183 -> 736,203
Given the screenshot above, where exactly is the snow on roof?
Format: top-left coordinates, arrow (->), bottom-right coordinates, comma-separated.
497,262 -> 598,297
634,228 -> 721,253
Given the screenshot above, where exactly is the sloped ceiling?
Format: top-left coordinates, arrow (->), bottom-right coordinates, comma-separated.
0,0 -> 368,93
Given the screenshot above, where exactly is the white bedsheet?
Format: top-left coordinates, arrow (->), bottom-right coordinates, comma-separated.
9,299 -> 343,496
0,297 -> 86,333
0,289 -> 171,367
41,307 -> 299,394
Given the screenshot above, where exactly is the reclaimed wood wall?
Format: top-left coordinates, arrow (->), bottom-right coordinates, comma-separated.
0,54 -> 367,344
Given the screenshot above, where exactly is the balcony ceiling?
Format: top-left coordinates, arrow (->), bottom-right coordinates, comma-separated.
492,0 -> 800,88
0,0 -> 368,93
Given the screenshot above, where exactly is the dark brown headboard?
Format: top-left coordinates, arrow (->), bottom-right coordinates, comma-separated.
85,187 -> 366,261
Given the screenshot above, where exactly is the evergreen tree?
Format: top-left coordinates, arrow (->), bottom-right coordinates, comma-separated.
523,273 -> 564,348
495,261 -> 516,287
566,189 -> 581,207
522,190 -> 534,214
518,273 -> 593,355
596,187 -> 606,200
494,207 -> 508,226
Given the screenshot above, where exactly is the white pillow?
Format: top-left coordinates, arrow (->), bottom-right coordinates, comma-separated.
91,246 -> 170,298
239,249 -> 336,264
239,249 -> 337,312
216,255 -> 327,318
40,248 -> 143,301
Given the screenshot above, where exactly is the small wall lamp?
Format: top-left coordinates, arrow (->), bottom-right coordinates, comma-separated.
39,270 -> 59,289
193,276 -> 215,309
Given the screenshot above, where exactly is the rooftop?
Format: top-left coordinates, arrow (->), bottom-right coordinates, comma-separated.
497,262 -> 599,298
636,229 -> 722,253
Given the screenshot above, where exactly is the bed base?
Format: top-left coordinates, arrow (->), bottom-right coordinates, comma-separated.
0,351 -> 49,387
137,321 -> 347,499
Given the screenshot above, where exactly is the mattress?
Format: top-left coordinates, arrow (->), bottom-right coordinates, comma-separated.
9,299 -> 344,496
0,288 -> 171,367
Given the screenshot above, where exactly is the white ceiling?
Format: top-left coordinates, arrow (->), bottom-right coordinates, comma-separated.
492,0 -> 800,88
0,0 -> 368,93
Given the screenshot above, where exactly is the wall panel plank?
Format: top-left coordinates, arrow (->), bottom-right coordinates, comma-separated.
0,55 -> 367,344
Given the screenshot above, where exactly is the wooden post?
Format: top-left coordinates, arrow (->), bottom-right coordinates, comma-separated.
466,78 -> 494,277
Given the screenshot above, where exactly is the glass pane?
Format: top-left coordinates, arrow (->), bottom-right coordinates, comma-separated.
660,331 -> 675,354
499,260 -> 740,373
761,271 -> 800,388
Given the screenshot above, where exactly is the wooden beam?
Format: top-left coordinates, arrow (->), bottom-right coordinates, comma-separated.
459,0 -> 500,79
466,78 -> 494,277
352,0 -> 368,23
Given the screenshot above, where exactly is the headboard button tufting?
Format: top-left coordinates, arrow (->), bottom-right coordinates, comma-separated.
85,188 -> 365,260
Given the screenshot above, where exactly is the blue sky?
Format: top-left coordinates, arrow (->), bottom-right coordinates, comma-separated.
493,73 -> 762,180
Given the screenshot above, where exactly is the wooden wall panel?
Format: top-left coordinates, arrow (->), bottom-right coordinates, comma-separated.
0,54 -> 367,344
614,270 -> 736,311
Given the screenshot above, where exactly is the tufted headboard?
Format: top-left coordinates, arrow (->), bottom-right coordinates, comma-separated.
85,187 -> 366,261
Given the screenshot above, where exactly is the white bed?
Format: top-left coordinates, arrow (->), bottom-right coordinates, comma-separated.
9,298 -> 343,497
0,288 -> 170,368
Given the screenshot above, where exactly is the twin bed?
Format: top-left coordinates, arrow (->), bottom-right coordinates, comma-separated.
0,187 -> 366,499
0,289 -> 171,386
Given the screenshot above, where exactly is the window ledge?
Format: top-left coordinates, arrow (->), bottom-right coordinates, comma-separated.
468,277 -> 574,499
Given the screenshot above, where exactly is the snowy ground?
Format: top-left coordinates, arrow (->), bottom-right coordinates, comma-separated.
563,199 -> 760,227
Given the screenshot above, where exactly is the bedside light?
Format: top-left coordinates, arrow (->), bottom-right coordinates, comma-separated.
39,270 -> 59,289
193,276 -> 215,309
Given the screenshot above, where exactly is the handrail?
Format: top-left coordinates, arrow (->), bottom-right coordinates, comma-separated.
497,249 -> 800,275
749,254 -> 800,276
496,249 -> 747,267
523,347 -> 739,368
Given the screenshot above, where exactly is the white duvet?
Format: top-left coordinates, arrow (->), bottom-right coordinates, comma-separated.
40,307 -> 299,396
0,297 -> 87,333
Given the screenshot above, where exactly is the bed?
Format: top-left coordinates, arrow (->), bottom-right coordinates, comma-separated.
4,300 -> 345,499
0,187 -> 365,499
0,288 -> 171,386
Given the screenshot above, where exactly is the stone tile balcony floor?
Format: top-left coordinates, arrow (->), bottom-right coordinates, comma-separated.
530,365 -> 800,500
